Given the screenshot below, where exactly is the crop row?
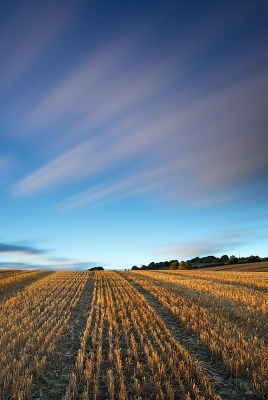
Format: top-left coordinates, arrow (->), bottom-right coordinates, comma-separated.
158,271 -> 268,312
136,271 -> 268,342
162,269 -> 268,290
0,270 -> 31,280
125,271 -> 268,399
64,271 -> 219,400
0,270 -> 50,299
0,270 -> 90,400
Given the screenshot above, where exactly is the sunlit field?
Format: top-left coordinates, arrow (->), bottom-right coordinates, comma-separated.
0,269 -> 267,400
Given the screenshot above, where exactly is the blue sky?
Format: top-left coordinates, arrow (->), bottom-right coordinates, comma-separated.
0,0 -> 268,269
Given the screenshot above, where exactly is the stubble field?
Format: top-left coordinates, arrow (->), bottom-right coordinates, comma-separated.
0,269 -> 267,400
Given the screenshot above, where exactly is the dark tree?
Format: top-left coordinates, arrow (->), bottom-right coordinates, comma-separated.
170,261 -> 179,270
229,255 -> 238,264
247,255 -> 260,263
220,255 -> 229,263
179,261 -> 191,270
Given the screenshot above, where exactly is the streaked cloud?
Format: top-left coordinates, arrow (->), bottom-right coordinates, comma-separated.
0,261 -> 99,270
0,262 -> 35,270
0,242 -> 46,255
0,242 -> 100,270
3,0 -> 267,211
22,35 -> 143,132
155,229 -> 268,261
13,65 -> 268,209
1,0 -> 268,267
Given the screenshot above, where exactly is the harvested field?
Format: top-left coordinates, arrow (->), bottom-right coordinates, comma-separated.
0,269 -> 267,399
0,270 -> 29,280
0,270 -> 53,303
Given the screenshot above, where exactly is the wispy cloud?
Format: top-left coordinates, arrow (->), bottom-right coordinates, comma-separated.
22,35 -> 143,132
158,240 -> 241,261
0,242 -> 46,255
0,261 -> 99,271
5,0 -> 268,211
13,66 -> 268,208
58,170 -> 161,211
1,1 -> 268,268
0,242 -> 100,270
0,262 -> 35,270
155,229 -> 267,260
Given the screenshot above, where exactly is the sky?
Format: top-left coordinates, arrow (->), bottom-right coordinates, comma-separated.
0,0 -> 268,269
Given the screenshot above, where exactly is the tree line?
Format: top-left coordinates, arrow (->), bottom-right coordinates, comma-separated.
131,254 -> 266,271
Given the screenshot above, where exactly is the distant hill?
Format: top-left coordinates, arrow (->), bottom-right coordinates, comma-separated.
196,261 -> 268,272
